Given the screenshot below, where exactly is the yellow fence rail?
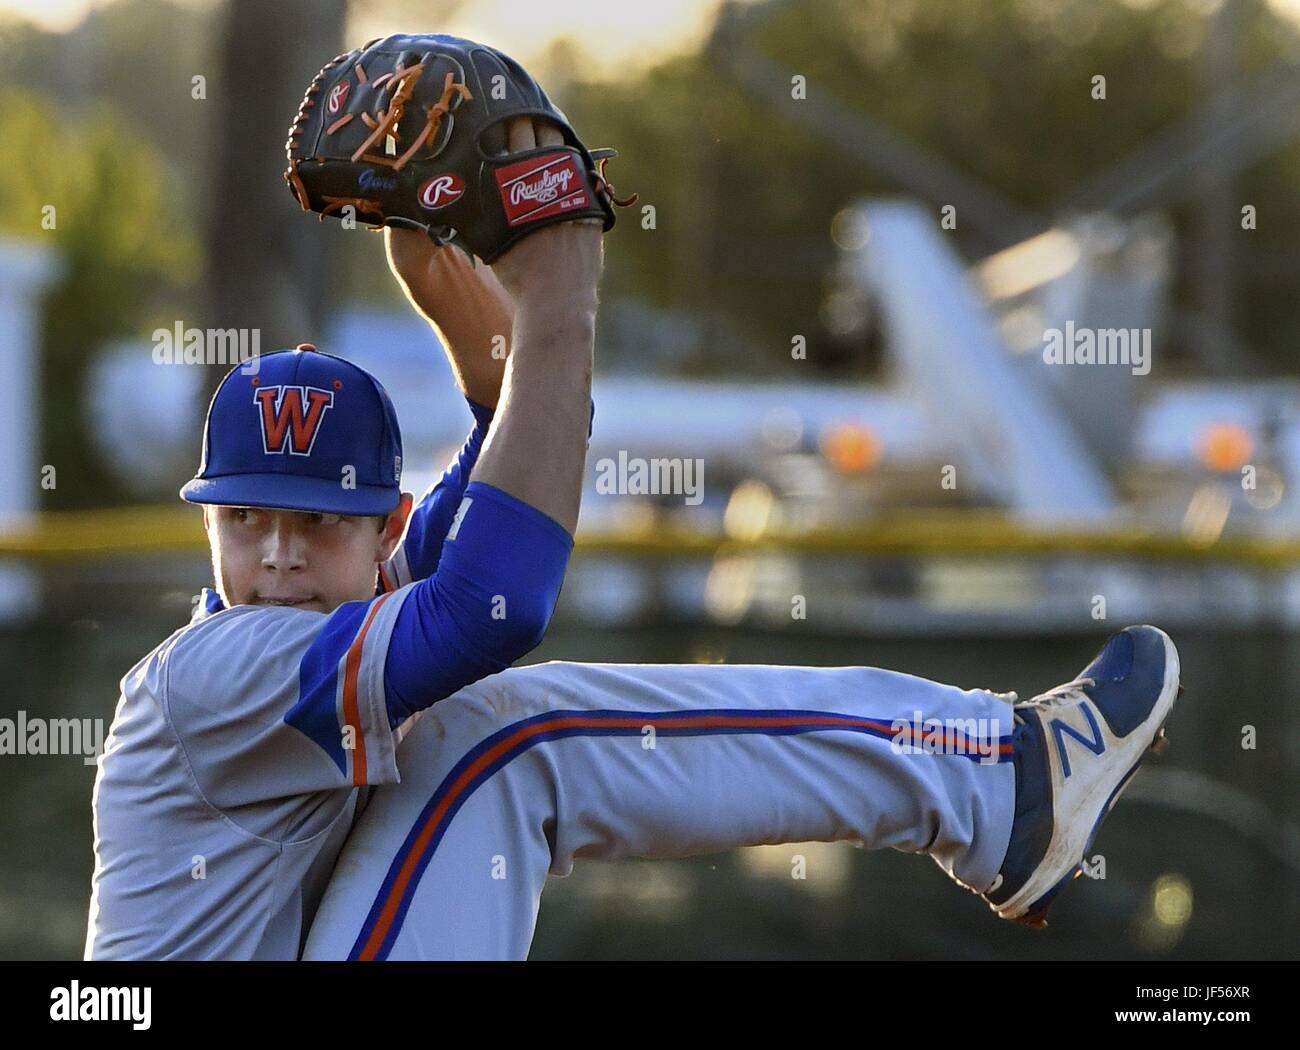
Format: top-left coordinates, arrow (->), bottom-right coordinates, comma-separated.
0,504 -> 1296,567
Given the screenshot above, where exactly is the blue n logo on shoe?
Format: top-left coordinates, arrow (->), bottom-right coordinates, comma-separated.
1050,702 -> 1106,778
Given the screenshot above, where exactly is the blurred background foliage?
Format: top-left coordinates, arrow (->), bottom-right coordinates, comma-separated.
0,84 -> 199,508
2,0 -> 1299,510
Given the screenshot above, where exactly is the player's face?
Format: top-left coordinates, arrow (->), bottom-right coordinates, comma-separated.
203,496 -> 413,614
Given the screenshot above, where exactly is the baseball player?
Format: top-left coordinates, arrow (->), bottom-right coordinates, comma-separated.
85,40 -> 1182,960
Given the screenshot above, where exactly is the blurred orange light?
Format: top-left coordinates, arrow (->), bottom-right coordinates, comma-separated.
1197,423 -> 1252,473
820,422 -> 882,474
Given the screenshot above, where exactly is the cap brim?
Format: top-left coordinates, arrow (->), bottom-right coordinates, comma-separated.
180,473 -> 401,516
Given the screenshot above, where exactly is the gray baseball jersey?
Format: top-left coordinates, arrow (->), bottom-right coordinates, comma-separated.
84,586 -> 420,959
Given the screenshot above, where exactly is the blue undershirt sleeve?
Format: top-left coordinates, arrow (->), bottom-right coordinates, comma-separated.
381,480 -> 574,725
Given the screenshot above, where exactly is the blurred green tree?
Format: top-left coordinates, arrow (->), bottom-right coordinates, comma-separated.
557,0 -> 1300,377
0,88 -> 199,510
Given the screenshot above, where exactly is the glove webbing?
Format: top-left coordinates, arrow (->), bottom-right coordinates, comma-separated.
347,62 -> 473,171
286,54 -> 473,223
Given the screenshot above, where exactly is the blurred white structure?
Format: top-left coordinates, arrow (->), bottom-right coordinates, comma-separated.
86,340 -> 207,497
0,238 -> 61,621
977,213 -> 1173,469
849,201 -> 1118,523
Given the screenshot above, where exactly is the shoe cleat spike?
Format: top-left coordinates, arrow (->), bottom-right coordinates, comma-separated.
1014,909 -> 1049,929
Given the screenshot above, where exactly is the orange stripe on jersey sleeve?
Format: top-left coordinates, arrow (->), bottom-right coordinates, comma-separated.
342,592 -> 393,785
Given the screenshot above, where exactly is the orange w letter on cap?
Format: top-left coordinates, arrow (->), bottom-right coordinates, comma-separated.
255,386 -> 335,455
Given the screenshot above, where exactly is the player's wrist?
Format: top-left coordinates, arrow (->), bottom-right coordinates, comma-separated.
512,296 -> 598,340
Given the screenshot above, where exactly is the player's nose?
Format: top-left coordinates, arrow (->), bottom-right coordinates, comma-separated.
261,514 -> 308,571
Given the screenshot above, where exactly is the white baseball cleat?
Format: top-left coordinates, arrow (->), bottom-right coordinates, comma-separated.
977,625 -> 1182,927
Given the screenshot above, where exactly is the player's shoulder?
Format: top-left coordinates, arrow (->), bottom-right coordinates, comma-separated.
147,600 -> 322,686
170,600 -> 325,657
146,584 -> 414,696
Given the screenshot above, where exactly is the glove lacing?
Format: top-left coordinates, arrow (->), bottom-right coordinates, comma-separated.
352,64 -> 473,171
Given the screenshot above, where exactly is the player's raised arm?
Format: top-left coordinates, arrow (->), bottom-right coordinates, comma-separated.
283,34 -> 623,724
472,224 -> 601,532
379,163 -> 603,722
374,120 -> 596,591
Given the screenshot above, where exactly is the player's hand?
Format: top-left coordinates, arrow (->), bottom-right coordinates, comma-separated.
385,223 -> 515,332
386,116 -> 601,317
381,116 -> 557,312
487,118 -> 604,312
384,225 -> 449,289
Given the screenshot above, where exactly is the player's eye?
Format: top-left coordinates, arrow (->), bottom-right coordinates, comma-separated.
306,512 -> 343,526
233,507 -> 266,526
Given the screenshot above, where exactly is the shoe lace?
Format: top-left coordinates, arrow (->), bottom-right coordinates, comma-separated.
986,677 -> 1095,725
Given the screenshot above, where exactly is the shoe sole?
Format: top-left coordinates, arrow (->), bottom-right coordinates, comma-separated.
1000,628 -> 1182,927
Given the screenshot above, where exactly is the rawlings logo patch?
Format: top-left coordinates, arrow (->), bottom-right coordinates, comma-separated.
495,152 -> 589,227
359,170 -> 398,194
327,80 -> 350,115
418,174 -> 466,209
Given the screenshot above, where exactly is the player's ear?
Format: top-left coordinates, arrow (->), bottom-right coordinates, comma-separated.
376,493 -> 414,561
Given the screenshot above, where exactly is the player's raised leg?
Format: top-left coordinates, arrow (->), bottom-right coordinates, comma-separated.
302,658 -> 1020,960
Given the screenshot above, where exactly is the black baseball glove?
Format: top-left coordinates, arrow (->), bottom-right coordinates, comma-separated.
285,33 -> 634,262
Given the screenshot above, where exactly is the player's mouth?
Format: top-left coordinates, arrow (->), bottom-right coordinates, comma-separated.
256,596 -> 316,607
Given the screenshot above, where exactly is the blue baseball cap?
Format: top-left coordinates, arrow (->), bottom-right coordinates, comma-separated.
180,345 -> 404,515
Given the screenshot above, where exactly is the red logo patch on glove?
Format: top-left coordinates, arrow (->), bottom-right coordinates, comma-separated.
418,174 -> 466,210
327,80 -> 350,115
495,151 -> 589,227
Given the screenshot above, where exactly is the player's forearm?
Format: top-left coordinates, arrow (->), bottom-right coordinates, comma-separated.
388,235 -> 512,408
471,298 -> 596,536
